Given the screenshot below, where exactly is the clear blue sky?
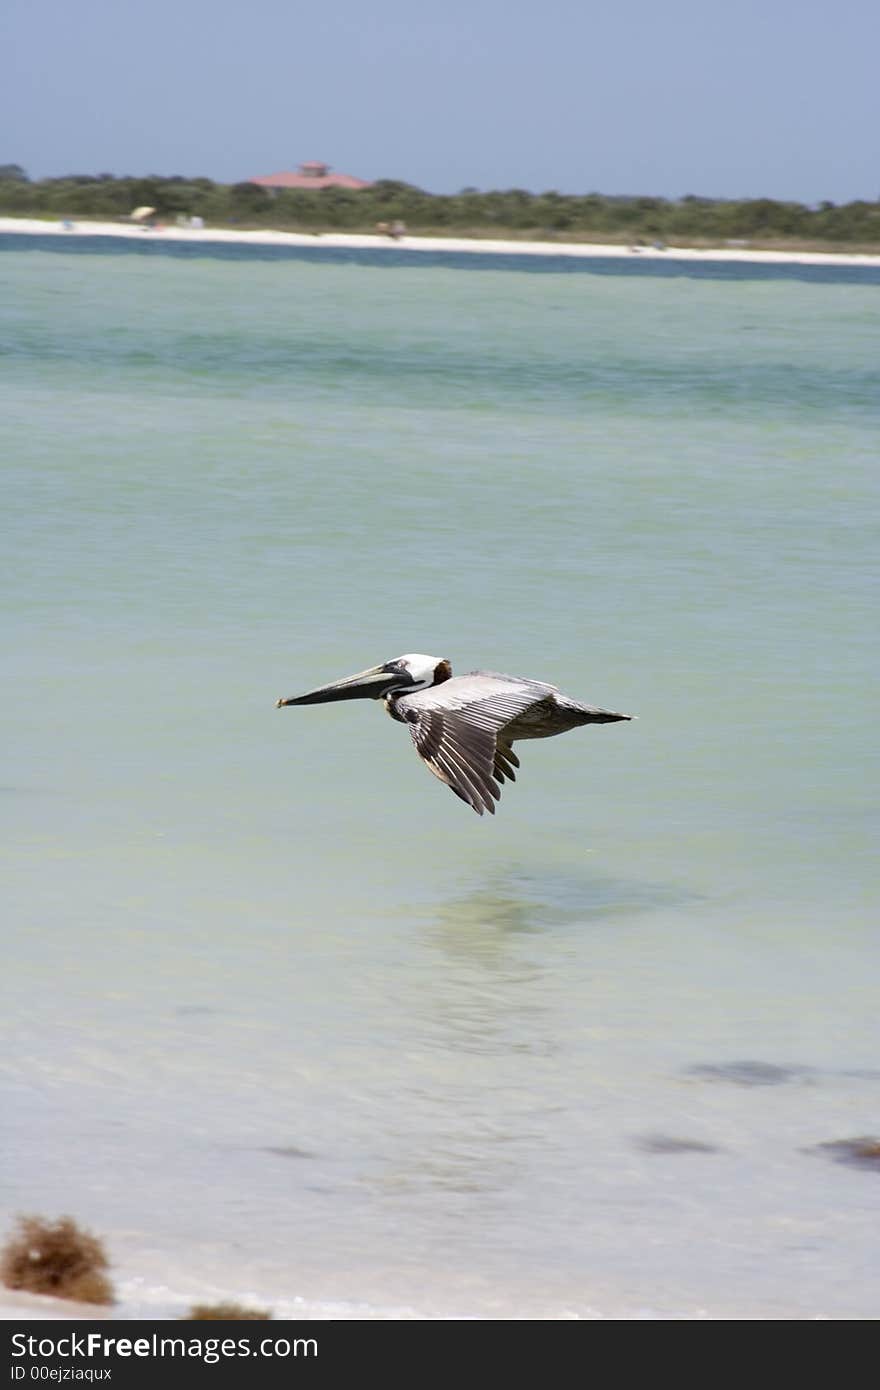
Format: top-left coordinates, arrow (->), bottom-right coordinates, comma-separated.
4,0 -> 877,201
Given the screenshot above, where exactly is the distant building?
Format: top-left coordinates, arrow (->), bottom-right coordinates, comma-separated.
247,161 -> 372,191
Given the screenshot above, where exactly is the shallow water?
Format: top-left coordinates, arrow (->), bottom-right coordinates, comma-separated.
1,237 -> 878,1318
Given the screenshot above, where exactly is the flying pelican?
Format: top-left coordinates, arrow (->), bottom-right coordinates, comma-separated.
276,654 -> 632,816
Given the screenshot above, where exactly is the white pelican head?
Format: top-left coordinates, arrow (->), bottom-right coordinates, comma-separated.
276,653 -> 452,706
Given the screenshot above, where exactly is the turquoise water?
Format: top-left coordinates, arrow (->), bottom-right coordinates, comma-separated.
1,237 -> 878,1319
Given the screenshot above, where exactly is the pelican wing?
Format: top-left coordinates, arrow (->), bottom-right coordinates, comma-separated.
400,673 -> 553,815
405,707 -> 501,814
494,740 -> 520,785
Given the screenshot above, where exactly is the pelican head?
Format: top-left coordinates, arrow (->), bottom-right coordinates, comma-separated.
276,653 -> 452,707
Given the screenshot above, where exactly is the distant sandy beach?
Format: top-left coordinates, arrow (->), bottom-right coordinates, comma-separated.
2,215 -> 879,267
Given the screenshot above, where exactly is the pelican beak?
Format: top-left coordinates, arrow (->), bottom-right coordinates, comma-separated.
276,663 -> 400,707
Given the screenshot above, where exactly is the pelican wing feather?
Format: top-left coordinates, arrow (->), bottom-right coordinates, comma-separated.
494,741 -> 520,785
407,708 -> 500,814
400,673 -> 553,815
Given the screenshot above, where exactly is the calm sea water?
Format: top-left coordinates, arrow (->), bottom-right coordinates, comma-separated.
1,235 -> 878,1319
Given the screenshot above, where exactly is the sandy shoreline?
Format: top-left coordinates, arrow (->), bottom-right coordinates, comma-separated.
0,1286 -> 114,1321
2,215 -> 879,267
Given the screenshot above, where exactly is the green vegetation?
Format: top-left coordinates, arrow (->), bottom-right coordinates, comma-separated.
2,168 -> 879,249
1,1214 -> 114,1305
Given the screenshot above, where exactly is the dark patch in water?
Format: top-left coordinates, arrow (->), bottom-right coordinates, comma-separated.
685,1060 -> 817,1087
635,1134 -> 721,1154
806,1137 -> 880,1171
835,1068 -> 880,1081
263,1145 -> 315,1160
434,867 -> 696,938
5,232 -> 880,287
520,871 -> 695,922
174,1004 -> 221,1017
433,891 -> 539,936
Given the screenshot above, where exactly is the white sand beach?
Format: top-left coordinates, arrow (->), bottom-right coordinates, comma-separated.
0,1286 -> 114,1321
2,215 -> 879,266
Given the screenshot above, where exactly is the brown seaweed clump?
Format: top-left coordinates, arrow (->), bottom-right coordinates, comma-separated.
809,1136 -> 880,1170
184,1302 -> 272,1320
1,1215 -> 114,1304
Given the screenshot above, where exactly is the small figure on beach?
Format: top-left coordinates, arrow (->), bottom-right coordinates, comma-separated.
277,654 -> 631,816
129,205 -> 156,230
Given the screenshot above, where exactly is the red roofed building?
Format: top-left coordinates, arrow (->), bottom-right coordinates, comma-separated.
248,161 -> 372,191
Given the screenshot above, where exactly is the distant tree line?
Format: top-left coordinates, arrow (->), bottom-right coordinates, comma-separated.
1,167 -> 879,246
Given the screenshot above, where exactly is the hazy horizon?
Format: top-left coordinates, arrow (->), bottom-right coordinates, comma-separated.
2,165 -> 876,208
4,0 -> 878,205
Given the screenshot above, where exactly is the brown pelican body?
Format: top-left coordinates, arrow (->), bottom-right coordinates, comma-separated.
277,654 -> 632,816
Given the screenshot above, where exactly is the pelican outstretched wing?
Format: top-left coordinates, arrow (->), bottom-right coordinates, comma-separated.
404,707 -> 500,814
399,673 -> 554,815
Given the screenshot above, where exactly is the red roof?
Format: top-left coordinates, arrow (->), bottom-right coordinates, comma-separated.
248,162 -> 371,190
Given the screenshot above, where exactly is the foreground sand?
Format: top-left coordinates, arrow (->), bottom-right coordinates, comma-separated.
0,1286 -> 114,1320
2,215 -> 879,267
